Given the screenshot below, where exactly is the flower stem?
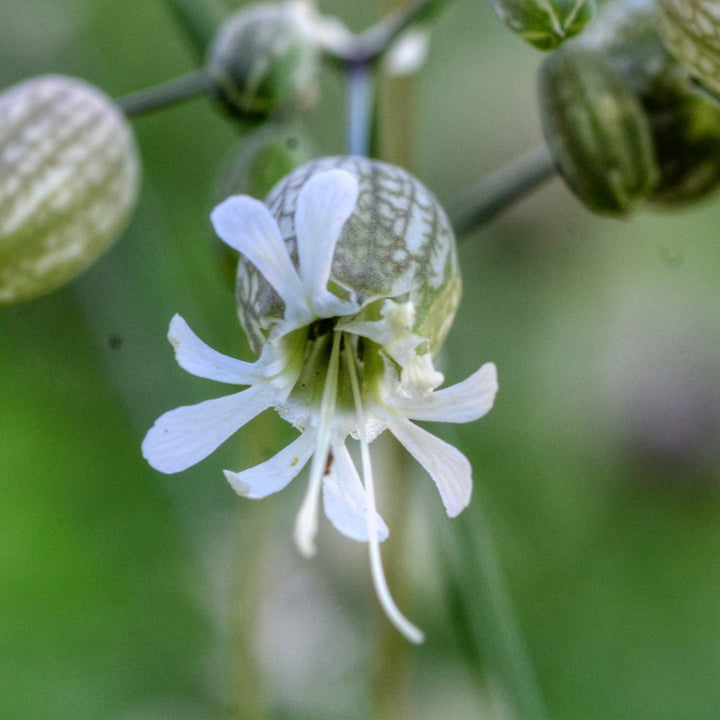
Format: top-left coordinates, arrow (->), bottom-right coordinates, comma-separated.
347,62 -> 374,156
328,0 -> 453,64
448,144 -> 557,237
439,507 -> 549,720
117,69 -> 212,118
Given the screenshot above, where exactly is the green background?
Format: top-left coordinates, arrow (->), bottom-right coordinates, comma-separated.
2,1 -> 720,718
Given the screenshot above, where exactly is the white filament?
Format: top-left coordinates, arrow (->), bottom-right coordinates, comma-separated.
294,330 -> 342,557
343,337 -> 425,644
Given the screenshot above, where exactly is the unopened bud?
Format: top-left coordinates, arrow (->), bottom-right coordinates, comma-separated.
0,75 -> 139,304
538,46 -> 657,213
206,2 -> 319,119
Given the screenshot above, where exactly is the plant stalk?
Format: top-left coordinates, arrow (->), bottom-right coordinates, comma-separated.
448,145 -> 557,237
117,70 -> 212,118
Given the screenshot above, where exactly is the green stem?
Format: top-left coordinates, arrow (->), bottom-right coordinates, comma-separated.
439,508 -> 549,720
448,145 -> 557,237
117,70 -> 212,117
347,62 -> 374,156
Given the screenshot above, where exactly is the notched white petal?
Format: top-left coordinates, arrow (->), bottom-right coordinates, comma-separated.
386,416 -> 472,517
389,362 -> 498,423
168,314 -> 264,385
210,195 -> 309,317
224,430 -> 316,499
141,384 -> 274,474
295,169 -> 359,314
322,442 -> 389,542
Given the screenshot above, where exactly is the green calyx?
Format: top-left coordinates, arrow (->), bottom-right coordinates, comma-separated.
0,75 -> 139,305
236,156 -> 462,357
538,46 -> 657,214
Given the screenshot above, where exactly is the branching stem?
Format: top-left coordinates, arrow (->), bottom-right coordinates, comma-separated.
326,0 -> 453,65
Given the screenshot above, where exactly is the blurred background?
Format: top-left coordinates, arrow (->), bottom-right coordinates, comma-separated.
2,1 -> 720,718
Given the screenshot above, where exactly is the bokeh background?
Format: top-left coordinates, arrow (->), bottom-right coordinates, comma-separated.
2,1 -> 720,718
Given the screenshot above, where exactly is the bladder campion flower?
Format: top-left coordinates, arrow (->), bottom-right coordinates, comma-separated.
142,156 -> 498,643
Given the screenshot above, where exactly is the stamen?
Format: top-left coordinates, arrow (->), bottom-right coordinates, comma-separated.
294,329 -> 342,557
344,336 -> 425,644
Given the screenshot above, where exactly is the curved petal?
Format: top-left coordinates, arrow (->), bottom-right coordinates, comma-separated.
210,196 -> 309,319
388,362 -> 498,423
322,442 -> 389,542
167,314 -> 264,385
142,384 -> 274,474
386,416 -> 472,517
295,169 -> 360,317
223,430 -> 316,499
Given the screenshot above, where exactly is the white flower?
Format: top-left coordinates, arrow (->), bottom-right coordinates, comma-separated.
142,163 -> 498,643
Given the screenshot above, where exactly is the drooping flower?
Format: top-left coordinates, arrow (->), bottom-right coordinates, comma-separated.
142,157 -> 498,643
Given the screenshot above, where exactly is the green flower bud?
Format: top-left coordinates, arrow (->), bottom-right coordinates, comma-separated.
206,2 -> 319,119
211,123 -> 313,286
656,0 -> 720,98
236,156 -> 461,357
586,0 -> 720,205
488,0 -> 595,50
0,75 -> 139,305
538,46 -> 657,213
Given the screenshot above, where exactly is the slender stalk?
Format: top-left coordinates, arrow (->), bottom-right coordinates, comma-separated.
448,144 -> 557,237
117,70 -> 212,118
368,5 -> 422,718
347,63 -> 374,156
439,508 -> 549,720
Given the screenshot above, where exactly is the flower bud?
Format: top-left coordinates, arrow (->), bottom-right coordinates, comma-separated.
538,46 -> 657,213
488,0 -> 595,50
656,0 -> 720,98
584,0 -> 720,205
236,156 -> 461,356
0,75 -> 139,304
206,2 -> 319,119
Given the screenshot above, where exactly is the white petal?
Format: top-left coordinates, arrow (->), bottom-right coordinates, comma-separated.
384,28 -> 429,77
224,430 -> 316,499
389,362 -> 498,423
322,442 -> 389,542
167,314 -> 264,385
210,196 -> 309,319
142,384 -> 274,474
386,416 -> 472,517
295,169 -> 360,317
